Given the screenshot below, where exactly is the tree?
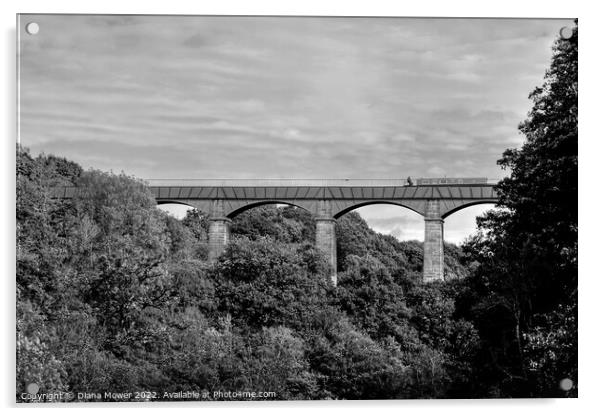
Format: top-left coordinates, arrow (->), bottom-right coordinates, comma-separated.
212,237 -> 333,331
496,22 -> 577,306
462,22 -> 578,397
335,254 -> 411,343
66,171 -> 175,358
181,209 -> 210,259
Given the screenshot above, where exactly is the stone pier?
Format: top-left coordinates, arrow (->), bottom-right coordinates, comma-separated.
207,199 -> 231,262
315,217 -> 337,285
423,200 -> 444,282
208,217 -> 231,261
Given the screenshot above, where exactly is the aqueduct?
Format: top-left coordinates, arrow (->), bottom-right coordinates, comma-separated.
54,178 -> 498,284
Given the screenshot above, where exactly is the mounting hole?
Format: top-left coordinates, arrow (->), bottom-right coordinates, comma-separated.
559,378 -> 574,391
25,22 -> 40,35
559,26 -> 574,40
26,382 -> 39,395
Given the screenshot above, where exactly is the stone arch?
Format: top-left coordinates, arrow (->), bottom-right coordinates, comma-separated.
332,200 -> 425,219
226,200 -> 313,219
155,200 -> 203,222
155,199 -> 214,214
156,199 -> 195,207
441,200 -> 498,219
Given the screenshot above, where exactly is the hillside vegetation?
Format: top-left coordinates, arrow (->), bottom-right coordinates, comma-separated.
17,148 -> 480,400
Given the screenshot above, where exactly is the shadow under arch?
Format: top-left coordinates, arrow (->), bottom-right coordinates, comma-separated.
156,200 -> 196,208
333,200 -> 423,219
441,200 -> 498,219
227,200 -> 312,219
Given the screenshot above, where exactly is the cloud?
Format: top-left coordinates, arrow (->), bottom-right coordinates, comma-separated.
427,166 -> 446,176
391,133 -> 415,143
388,225 -> 423,242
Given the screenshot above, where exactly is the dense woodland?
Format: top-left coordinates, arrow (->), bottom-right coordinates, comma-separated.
16,27 -> 577,401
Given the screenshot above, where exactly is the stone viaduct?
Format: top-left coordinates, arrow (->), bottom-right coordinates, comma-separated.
54,178 -> 498,284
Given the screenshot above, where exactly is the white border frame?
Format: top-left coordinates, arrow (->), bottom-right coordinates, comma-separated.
2,1 -> 598,416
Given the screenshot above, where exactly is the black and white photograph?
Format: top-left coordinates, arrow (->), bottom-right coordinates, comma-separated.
15,12 -> 577,403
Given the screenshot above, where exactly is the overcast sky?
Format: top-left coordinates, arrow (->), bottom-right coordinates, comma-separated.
18,15 -> 573,243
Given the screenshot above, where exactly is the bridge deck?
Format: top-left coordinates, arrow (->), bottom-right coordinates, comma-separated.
52,184 -> 497,201
147,184 -> 497,201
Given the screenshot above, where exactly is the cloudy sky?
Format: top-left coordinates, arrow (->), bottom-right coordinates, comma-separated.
18,15 -> 573,243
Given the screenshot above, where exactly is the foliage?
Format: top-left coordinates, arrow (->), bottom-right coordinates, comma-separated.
459,23 -> 578,398
212,236 -> 332,330
15,146 -> 477,401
